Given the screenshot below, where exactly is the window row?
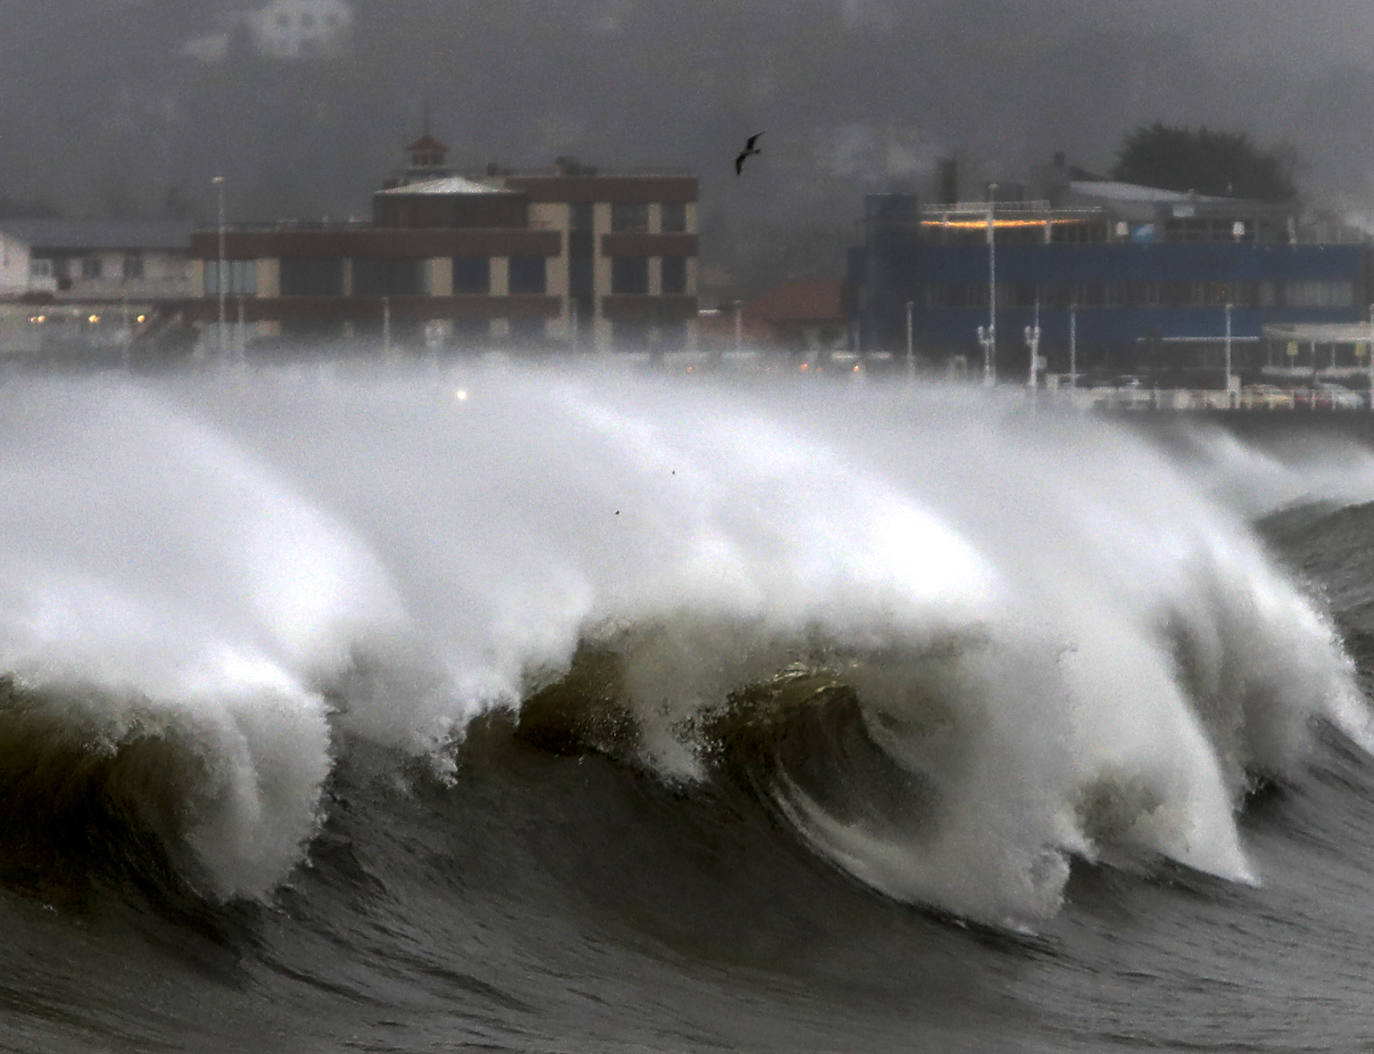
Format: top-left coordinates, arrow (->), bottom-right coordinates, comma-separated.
257,255 -> 687,297
30,253 -> 148,281
205,259 -> 258,296
609,201 -> 688,233
920,279 -> 1356,310
272,256 -> 551,297
610,256 -> 687,294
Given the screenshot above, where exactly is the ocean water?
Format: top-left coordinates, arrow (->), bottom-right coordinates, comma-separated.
3,363 -> 1374,1052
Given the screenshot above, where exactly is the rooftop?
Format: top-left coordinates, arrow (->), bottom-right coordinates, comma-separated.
0,218 -> 197,251
375,175 -> 513,196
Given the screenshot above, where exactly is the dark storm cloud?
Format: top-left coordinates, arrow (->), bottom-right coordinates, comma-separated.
3,0 -> 1373,289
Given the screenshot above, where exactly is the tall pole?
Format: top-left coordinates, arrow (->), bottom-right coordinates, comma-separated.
213,176 -> 226,361
569,298 -> 579,353
985,182 -> 997,385
733,299 -> 743,355
1069,302 -> 1078,392
1368,303 -> 1373,411
905,299 -> 914,382
1224,301 -> 1233,408
383,295 -> 392,356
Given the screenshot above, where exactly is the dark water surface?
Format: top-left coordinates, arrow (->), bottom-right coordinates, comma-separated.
4,372 -> 1374,1052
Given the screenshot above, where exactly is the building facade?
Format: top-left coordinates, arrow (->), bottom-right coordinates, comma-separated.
848,172 -> 1370,384
187,143 -> 699,355
0,219 -> 195,301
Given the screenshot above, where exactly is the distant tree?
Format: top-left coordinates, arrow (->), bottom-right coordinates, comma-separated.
1111,123 -> 1298,202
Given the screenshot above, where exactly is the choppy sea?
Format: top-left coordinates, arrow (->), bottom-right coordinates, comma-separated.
4,364 -> 1374,1052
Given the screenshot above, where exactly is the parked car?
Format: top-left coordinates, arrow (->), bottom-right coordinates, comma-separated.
1240,384 -> 1295,410
1313,382 -> 1365,410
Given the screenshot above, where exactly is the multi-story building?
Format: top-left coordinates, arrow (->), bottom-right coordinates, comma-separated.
848,157 -> 1370,384
186,138 -> 699,355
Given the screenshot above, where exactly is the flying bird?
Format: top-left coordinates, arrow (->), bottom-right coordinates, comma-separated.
735,132 -> 763,175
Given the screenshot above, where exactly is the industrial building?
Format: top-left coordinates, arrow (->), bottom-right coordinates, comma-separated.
848,156 -> 1371,386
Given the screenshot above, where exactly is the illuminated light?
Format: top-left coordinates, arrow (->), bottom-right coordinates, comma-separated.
852,363 -> 861,372
686,364 -> 695,373
136,314 -> 147,324
799,362 -> 809,371
920,218 -> 1090,230
454,388 -> 469,402
87,314 -> 100,324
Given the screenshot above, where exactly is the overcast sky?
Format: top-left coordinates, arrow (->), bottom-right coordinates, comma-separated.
5,0 -> 1374,290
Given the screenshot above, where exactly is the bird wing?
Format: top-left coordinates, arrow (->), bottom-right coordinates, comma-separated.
735,151 -> 746,175
746,132 -> 763,149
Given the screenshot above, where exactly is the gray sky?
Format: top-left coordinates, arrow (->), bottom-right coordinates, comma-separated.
4,0 -> 1374,291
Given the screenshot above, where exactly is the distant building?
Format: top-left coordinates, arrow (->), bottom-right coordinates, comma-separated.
848,156 -> 1371,383
249,0 -> 353,59
0,219 -> 197,367
700,279 -> 848,356
181,0 -> 353,63
0,219 -> 195,301
186,137 -> 700,355
0,227 -> 32,296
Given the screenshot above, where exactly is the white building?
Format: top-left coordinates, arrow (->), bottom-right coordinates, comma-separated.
250,0 -> 353,58
0,219 -> 195,301
0,228 -> 32,296
181,0 -> 353,63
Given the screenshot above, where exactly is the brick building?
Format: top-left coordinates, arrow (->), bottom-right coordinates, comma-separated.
187,137 -> 699,356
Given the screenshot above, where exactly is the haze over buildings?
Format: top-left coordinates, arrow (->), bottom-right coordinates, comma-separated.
7,1 -> 1374,294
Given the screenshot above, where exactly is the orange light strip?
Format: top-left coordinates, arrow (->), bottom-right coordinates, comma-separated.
920,218 -> 1092,229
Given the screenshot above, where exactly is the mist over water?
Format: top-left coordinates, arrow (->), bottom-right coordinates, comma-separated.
1,363 -> 1366,931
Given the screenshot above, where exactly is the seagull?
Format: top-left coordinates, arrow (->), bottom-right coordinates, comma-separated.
735,132 -> 763,175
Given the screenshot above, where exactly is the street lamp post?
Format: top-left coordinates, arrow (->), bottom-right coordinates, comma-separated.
1224,301 -> 1233,408
1024,322 -> 1041,391
213,176 -> 226,361
905,299 -> 915,382
984,182 -> 997,385
1069,302 -> 1078,394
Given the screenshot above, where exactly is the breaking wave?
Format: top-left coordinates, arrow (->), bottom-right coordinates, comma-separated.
0,365 -> 1367,925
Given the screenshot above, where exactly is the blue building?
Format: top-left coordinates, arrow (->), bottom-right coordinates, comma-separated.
848,170 -> 1371,385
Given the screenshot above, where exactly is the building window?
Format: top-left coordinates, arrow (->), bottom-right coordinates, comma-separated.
123,253 -> 144,280
611,203 -> 649,232
452,256 -> 490,294
29,258 -> 52,278
205,259 -> 257,296
571,203 -> 594,231
612,256 -> 649,294
1285,280 -> 1355,308
660,202 -> 686,233
280,256 -> 343,296
509,256 -> 546,294
661,256 -> 686,295
81,256 -> 103,280
353,257 -> 427,296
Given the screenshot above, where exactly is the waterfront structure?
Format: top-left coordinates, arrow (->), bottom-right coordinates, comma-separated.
848,157 -> 1369,385
186,139 -> 699,355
